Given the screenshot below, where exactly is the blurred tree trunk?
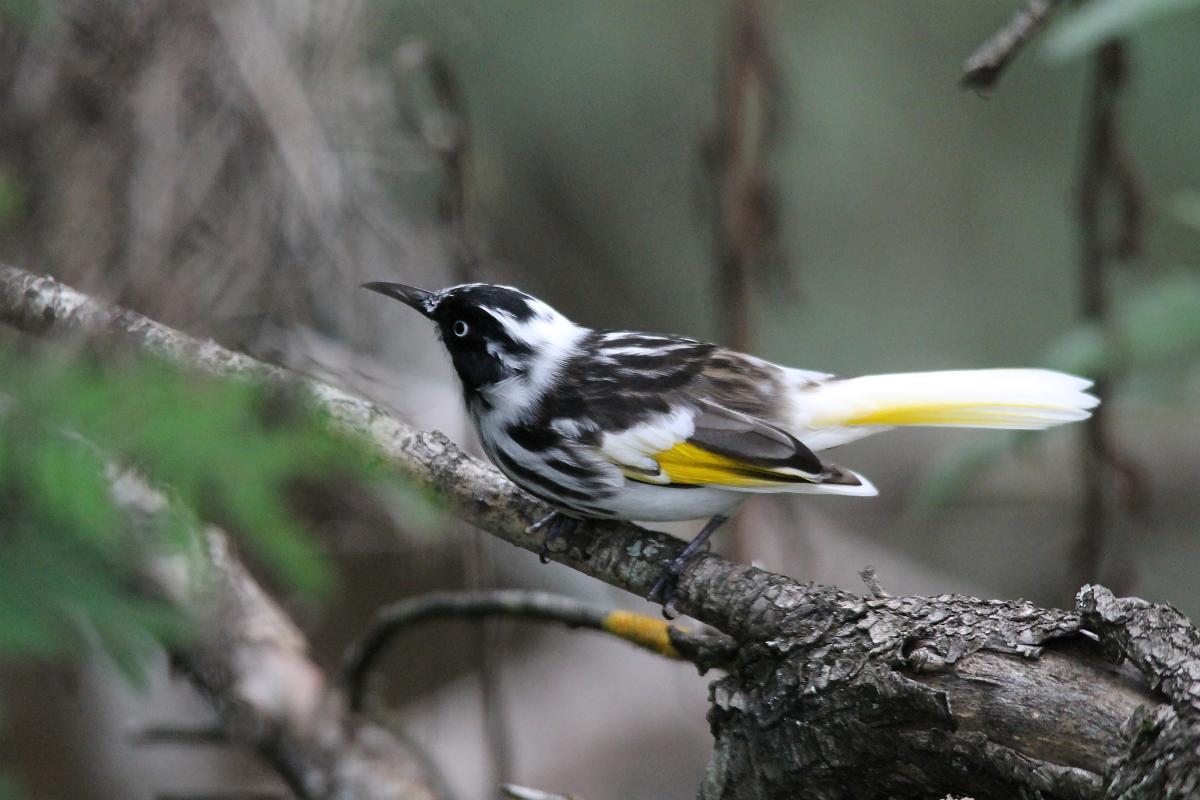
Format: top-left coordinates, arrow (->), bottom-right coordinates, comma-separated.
0,0 -> 445,349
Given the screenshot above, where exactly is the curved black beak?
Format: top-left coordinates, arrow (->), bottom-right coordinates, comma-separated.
361,282 -> 435,317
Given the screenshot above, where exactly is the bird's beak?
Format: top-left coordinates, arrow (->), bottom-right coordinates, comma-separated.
361,282 -> 435,317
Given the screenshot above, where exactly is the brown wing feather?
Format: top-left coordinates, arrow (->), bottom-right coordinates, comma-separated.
686,352 -> 866,488
689,400 -> 824,476
690,349 -> 795,423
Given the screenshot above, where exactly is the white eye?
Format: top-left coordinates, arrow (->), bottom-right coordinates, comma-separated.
452,320 -> 469,337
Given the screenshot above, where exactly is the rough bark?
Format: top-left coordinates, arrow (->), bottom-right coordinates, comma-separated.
4,266 -> 1200,799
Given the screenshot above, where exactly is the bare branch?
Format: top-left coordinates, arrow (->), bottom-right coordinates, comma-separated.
858,565 -> 891,599
341,589 -> 737,711
706,0 -> 790,354
112,468 -> 446,800
156,793 -> 290,800
705,0 -> 789,563
1074,41 -> 1148,591
129,722 -> 229,746
501,785 -> 583,800
393,40 -> 478,282
0,264 -> 765,639
961,0 -> 1064,91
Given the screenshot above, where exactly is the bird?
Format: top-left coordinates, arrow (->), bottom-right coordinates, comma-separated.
364,281 -> 1097,611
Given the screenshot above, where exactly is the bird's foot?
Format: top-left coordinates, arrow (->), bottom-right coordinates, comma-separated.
646,514 -> 730,619
525,511 -> 574,564
648,553 -> 692,619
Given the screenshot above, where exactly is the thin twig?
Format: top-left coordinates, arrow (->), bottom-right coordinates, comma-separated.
393,38 -> 502,781
463,527 -> 512,788
393,40 -> 477,282
156,795 -> 288,800
859,565 -> 891,600
129,722 -> 229,746
1073,41 -> 1148,591
961,0 -> 1064,91
706,0 -> 787,564
501,785 -> 583,800
341,590 -> 736,711
707,0 -> 786,353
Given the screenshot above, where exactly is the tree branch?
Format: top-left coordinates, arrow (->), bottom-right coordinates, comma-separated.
961,0 -> 1064,91
342,589 -> 738,711
4,265 -> 1200,798
1073,40 -> 1147,592
0,264 -> 768,639
501,785 -> 583,800
1077,585 -> 1200,796
111,467 -> 447,800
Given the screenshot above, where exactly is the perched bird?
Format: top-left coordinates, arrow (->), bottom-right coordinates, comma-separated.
364,281 -> 1097,609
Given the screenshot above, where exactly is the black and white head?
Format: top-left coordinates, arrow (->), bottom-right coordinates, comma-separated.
363,282 -> 586,414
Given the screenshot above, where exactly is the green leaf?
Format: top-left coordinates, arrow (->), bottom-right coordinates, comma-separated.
0,346 -> 433,685
1041,322 -> 1107,377
916,431 -> 1033,510
0,168 -> 25,228
1043,0 -> 1200,61
1167,191 -> 1200,233
0,0 -> 47,27
0,772 -> 25,800
1111,271 -> 1200,369
1044,270 -> 1200,376
920,270 -> 1200,507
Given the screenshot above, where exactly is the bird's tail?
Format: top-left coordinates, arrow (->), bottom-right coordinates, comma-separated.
791,368 -> 1097,450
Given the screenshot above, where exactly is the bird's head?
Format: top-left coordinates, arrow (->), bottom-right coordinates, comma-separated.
362,281 -> 586,409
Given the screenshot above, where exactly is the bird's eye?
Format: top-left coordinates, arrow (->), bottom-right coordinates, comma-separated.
452,320 -> 469,337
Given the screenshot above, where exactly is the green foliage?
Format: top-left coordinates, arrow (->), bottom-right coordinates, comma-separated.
1168,191 -> 1200,233
0,773 -> 22,800
1042,270 -> 1200,375
1043,0 -> 1200,61
0,348 -> 426,684
0,169 -> 24,230
915,430 -> 1034,511
0,0 -> 47,27
919,270 -> 1200,508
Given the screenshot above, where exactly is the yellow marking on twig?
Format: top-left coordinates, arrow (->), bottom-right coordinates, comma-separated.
601,610 -> 683,659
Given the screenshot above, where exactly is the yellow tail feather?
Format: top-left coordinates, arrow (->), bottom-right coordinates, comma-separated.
842,402 -> 1083,427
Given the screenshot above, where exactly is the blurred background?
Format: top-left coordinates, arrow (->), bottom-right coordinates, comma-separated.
0,1 -> 1198,798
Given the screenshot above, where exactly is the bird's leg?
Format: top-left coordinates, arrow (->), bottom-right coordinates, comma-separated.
526,510 -> 574,564
648,514 -> 730,618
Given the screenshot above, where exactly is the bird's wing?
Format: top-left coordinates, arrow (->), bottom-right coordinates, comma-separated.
690,348 -> 828,423
596,398 -> 873,495
557,335 -> 1092,493
691,348 -> 885,451
547,333 -> 870,494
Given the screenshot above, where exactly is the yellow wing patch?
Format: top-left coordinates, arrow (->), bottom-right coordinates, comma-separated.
842,402 -> 1061,427
622,441 -> 813,489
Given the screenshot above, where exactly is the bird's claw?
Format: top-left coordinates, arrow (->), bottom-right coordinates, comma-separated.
525,511 -> 572,564
647,513 -> 729,618
648,554 -> 690,619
